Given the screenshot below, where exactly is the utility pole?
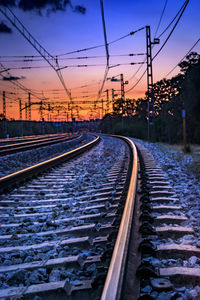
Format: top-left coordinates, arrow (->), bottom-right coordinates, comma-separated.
112,89 -> 115,113
66,111 -> 68,122
182,109 -> 187,153
28,93 -> 32,135
120,74 -> 125,115
2,91 -> 7,137
146,25 -> 159,140
106,89 -> 109,115
28,92 -> 31,121
112,89 -> 115,100
19,99 -> 23,136
40,101 -> 43,120
48,104 -> 50,122
101,99 -> 104,119
180,93 -> 188,153
25,103 -> 28,120
3,91 -> 6,118
76,105 -> 79,120
146,25 -> 153,141
120,74 -> 128,115
120,73 -> 125,131
68,103 -> 73,122
120,74 -> 125,101
19,99 -> 22,120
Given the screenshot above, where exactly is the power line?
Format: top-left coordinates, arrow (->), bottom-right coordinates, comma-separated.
153,0 -> 190,60
57,44 -> 104,57
100,0 -> 109,67
127,0 -> 189,86
0,91 -> 19,102
0,53 -> 146,63
0,6 -> 145,106
0,62 -> 46,101
126,68 -> 147,93
154,0 -> 168,38
165,37 -> 200,77
126,0 -> 190,94
0,5 -> 72,101
0,7 -> 56,69
56,61 -> 146,71
108,26 -> 145,45
57,27 -> 145,57
127,57 -> 146,82
97,0 -> 110,101
158,0 -> 188,38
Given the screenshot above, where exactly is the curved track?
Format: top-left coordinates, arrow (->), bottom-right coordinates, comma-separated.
133,142 -> 200,300
0,135 -> 132,299
0,136 -> 199,299
0,134 -> 69,145
0,134 -> 80,156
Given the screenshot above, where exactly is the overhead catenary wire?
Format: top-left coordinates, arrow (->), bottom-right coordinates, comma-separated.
0,0 -> 192,120
127,57 -> 146,82
0,6 -> 145,108
95,5 -> 145,101
164,37 -> 200,77
56,61 -> 146,71
0,90 -> 19,102
0,74 -> 46,101
0,5 -> 72,101
108,26 -> 145,45
57,26 -> 145,57
135,0 -> 168,88
154,0 -> 168,38
126,0 -> 190,94
157,0 -> 188,38
126,68 -> 147,93
153,0 -> 190,60
127,0 -> 189,86
0,53 -> 146,63
0,62 -> 46,101
97,0 -> 110,101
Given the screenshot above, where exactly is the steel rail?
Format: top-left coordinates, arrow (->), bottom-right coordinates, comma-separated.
101,136 -> 138,300
0,133 -> 74,150
0,133 -> 66,144
0,134 -> 80,156
0,133 -> 68,146
0,135 -> 100,194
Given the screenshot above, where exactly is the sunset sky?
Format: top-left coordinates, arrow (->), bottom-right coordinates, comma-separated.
0,0 -> 199,121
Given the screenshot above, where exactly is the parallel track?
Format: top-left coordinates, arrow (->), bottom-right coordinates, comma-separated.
0,134 -> 80,156
0,135 -> 99,194
0,134 -> 65,145
0,136 -> 199,299
0,135 -> 133,299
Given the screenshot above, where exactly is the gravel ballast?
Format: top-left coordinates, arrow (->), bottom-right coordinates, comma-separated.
133,139 -> 200,236
0,134 -> 94,178
0,135 -> 129,296
132,139 -> 200,299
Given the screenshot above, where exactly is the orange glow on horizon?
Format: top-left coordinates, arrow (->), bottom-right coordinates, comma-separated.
1,1 -> 199,122
2,76 -> 147,121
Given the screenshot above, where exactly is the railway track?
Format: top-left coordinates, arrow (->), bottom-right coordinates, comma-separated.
0,135 -> 132,299
0,135 -> 199,299
0,134 -> 69,146
134,141 -> 200,300
0,134 -> 79,156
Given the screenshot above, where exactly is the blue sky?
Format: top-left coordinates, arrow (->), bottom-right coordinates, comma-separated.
0,0 -> 199,120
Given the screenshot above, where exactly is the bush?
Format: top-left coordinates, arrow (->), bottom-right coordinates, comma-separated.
112,119 -> 147,139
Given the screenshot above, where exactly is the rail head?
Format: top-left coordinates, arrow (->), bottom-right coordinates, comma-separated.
101,136 -> 138,300
0,134 -> 81,155
0,133 -> 70,150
